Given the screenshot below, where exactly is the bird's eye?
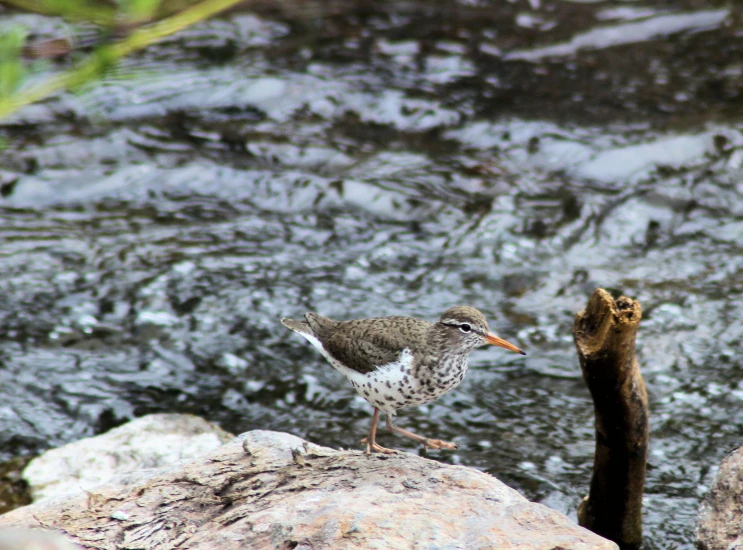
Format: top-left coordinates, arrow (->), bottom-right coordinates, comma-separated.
459,324 -> 472,333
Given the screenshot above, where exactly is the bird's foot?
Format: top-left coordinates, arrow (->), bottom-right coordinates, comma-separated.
383,418 -> 458,451
360,437 -> 396,454
422,438 -> 458,451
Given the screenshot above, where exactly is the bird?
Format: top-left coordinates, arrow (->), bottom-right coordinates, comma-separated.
281,306 -> 525,454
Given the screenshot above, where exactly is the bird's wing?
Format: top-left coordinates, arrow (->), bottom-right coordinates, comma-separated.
322,317 -> 429,375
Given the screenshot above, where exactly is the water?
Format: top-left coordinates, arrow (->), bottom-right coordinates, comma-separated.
2,2 -> 743,547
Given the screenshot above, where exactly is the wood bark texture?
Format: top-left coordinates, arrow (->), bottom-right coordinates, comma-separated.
573,288 -> 648,550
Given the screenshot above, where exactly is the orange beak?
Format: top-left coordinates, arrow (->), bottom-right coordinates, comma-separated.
485,333 -> 526,355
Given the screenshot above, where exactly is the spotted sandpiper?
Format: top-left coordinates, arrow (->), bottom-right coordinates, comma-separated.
281,306 -> 525,454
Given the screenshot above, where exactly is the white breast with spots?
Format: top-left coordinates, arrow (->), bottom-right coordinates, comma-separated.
296,331 -> 417,415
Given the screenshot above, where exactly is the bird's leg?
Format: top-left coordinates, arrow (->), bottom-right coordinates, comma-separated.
385,414 -> 457,450
359,408 -> 396,454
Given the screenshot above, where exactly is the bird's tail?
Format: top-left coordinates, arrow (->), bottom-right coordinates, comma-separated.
281,318 -> 312,334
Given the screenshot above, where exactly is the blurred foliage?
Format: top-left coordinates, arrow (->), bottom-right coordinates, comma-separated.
3,0 -> 117,25
120,0 -> 164,24
0,0 -> 209,25
0,0 -> 244,119
0,26 -> 27,98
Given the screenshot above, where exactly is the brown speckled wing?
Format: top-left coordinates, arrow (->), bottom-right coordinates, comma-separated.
322,316 -> 431,374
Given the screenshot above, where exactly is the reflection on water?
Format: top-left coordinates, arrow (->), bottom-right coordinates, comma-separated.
505,9 -> 729,61
2,1 -> 743,547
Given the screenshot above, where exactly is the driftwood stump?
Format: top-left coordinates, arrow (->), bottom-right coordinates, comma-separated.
573,289 -> 648,550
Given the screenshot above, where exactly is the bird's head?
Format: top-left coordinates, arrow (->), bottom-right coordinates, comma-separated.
436,306 -> 525,355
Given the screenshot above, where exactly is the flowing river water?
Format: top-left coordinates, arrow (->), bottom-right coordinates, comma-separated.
1,1 -> 742,547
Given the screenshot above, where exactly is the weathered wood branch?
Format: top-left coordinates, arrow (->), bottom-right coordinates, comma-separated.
574,288 -> 648,550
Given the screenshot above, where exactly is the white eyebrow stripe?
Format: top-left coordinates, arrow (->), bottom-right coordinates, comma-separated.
442,319 -> 483,331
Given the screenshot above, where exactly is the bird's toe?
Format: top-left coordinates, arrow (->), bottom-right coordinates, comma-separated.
424,439 -> 457,450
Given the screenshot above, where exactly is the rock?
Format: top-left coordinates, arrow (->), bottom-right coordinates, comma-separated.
696,446 -> 743,550
1,429 -> 617,550
0,528 -> 81,550
23,413 -> 234,502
